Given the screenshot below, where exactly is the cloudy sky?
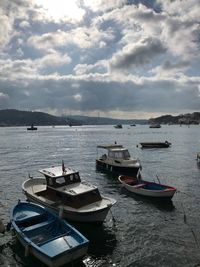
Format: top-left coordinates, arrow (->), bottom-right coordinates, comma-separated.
0,0 -> 199,119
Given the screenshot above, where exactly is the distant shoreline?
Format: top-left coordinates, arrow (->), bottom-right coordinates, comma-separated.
0,109 -> 199,127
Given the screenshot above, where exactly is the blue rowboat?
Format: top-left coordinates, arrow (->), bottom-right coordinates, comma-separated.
10,201 -> 89,267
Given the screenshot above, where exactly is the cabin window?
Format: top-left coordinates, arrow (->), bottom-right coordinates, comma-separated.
55,177 -> 66,186
114,152 -> 123,159
108,151 -> 114,158
75,173 -> 79,180
124,150 -> 130,159
70,175 -> 74,182
49,178 -> 53,186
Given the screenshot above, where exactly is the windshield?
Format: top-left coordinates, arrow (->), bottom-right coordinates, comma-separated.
108,149 -> 130,159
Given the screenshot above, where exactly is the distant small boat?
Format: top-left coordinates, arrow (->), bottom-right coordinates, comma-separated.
118,175 -> 176,199
149,124 -> 161,128
27,124 -> 37,131
130,124 -> 136,126
114,124 -> 122,129
140,141 -> 171,148
10,201 -> 89,267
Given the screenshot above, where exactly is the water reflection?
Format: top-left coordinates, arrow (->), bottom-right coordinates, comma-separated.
72,222 -> 117,257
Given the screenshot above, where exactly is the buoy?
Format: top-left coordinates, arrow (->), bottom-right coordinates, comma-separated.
0,219 -> 5,234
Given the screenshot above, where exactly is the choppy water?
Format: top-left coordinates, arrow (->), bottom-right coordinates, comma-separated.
0,125 -> 200,267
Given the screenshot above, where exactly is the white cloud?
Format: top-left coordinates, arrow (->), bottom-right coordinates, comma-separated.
36,51 -> 71,69
0,51 -> 71,80
0,12 -> 13,48
27,30 -> 68,50
34,0 -> 85,23
74,60 -> 107,75
83,0 -> 127,12
73,93 -> 82,102
19,20 -> 30,28
0,92 -> 9,100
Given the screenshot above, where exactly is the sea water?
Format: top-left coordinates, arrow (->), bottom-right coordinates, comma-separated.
0,124 -> 200,267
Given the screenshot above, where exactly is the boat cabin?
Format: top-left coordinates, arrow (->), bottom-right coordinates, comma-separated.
38,166 -> 102,209
97,145 -> 131,160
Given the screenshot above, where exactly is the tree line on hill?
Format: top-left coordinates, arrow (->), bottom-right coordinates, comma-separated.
0,109 -> 146,126
150,112 -> 200,125
0,109 -> 199,126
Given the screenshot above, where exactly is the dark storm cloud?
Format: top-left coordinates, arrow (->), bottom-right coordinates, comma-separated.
109,37 -> 167,71
1,75 -> 199,115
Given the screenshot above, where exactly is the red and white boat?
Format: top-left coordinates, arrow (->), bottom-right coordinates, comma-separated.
118,175 -> 176,199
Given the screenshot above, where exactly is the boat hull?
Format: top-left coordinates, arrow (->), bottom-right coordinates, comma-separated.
118,176 -> 176,199
25,193 -> 112,223
22,179 -> 115,224
15,230 -> 88,267
96,159 -> 140,177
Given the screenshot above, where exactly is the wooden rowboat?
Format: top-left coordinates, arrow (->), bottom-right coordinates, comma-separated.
10,201 -> 89,267
118,175 -> 176,199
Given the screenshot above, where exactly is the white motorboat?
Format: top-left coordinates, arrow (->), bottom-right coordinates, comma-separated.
22,163 -> 116,224
96,144 -> 142,176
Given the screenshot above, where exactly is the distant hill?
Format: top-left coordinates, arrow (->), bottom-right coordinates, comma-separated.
65,115 -> 147,125
0,109 -> 147,126
150,112 -> 200,125
0,109 -> 67,126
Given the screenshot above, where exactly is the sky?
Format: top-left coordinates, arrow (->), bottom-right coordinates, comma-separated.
0,0 -> 199,119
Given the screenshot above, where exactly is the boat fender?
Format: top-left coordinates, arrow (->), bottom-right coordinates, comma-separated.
59,206 -> 64,219
25,244 -> 30,257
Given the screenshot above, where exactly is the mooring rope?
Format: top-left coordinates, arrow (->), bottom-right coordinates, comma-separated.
181,202 -> 199,248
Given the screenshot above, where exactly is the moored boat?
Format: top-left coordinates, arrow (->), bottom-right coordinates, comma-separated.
114,124 -> 122,129
118,175 -> 176,199
27,124 -> 37,130
149,124 -> 161,128
140,141 -> 171,148
96,144 -> 142,176
10,201 -> 89,267
22,163 -> 116,224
